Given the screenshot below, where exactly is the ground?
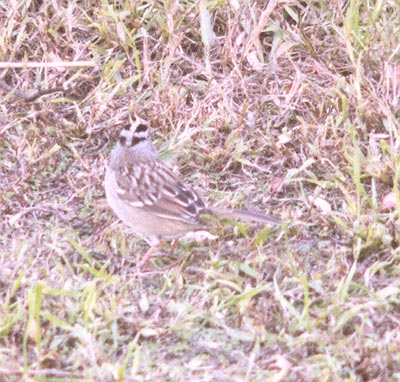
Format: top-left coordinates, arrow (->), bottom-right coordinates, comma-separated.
1,1 -> 400,381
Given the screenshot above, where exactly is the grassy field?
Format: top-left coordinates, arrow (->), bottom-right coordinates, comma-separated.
1,0 -> 400,381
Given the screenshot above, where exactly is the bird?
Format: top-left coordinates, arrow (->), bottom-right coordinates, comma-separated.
104,116 -> 281,264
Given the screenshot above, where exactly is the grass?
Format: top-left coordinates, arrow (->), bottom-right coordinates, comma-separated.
1,0 -> 400,381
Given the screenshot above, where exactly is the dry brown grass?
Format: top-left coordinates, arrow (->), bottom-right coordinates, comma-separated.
1,1 -> 400,381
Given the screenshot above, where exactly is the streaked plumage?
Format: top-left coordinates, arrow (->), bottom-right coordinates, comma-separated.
104,117 -> 280,261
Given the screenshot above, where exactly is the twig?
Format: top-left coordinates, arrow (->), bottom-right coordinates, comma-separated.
0,79 -> 67,101
0,368 -> 85,378
0,60 -> 96,100
0,60 -> 97,68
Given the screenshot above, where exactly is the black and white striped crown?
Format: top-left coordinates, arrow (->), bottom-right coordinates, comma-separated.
119,117 -> 150,147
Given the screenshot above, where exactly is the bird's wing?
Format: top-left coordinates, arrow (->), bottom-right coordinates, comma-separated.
115,158 -> 208,225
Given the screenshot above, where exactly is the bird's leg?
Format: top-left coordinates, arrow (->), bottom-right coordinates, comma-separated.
136,239 -> 180,269
137,244 -> 158,267
169,238 -> 180,255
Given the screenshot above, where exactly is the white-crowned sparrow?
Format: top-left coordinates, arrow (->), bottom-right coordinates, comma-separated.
105,117 -> 281,262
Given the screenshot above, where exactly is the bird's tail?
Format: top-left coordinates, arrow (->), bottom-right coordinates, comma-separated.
210,207 -> 281,225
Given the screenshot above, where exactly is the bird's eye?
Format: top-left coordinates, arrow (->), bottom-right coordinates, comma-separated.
131,136 -> 144,145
